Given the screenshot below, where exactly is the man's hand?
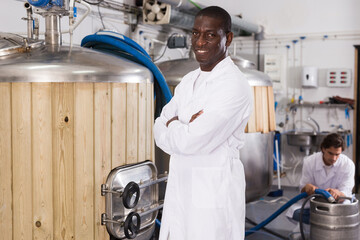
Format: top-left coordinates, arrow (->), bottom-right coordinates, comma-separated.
166,116 -> 179,127
301,183 -> 318,196
189,110 -> 203,123
326,188 -> 345,201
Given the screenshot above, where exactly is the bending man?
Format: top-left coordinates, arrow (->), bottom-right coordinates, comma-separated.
287,133 -> 355,223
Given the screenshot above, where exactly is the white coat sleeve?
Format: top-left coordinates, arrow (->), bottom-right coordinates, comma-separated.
337,159 -> 355,197
153,86 -> 181,155
154,81 -> 252,156
299,156 -> 314,190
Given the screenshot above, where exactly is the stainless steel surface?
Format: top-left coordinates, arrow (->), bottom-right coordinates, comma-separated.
0,32 -> 44,57
284,131 -> 327,148
45,14 -> 61,45
103,161 -> 158,240
156,54 -> 274,203
157,53 -> 272,87
310,197 -> 360,240
240,132 -> 274,202
230,54 -> 256,69
0,33 -> 153,83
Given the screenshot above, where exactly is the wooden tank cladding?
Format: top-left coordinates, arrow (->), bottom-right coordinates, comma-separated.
0,82 -> 154,240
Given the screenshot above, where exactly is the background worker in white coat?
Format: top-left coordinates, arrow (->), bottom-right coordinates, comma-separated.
287,133 -> 355,224
154,6 -> 253,240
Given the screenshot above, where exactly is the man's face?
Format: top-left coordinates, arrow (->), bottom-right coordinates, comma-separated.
322,146 -> 342,166
191,15 -> 233,71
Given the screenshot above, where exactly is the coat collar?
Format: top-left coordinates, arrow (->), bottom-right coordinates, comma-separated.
193,56 -> 233,83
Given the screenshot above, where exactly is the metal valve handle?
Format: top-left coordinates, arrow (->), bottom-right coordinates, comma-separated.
123,181 -> 140,209
122,175 -> 168,209
124,212 -> 140,239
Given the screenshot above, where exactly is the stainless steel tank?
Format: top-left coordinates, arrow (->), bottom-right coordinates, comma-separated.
156,53 -> 274,203
0,32 -> 155,240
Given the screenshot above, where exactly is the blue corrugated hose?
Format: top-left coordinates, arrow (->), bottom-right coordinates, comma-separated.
245,192 -> 308,237
81,31 -> 173,107
245,189 -> 334,237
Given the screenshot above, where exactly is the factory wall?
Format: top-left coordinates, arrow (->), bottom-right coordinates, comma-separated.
2,0 -> 360,187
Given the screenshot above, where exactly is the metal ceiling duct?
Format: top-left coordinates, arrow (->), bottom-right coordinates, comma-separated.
159,0 -> 263,35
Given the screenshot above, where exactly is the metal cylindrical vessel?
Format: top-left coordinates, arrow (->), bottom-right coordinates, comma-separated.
0,33 -> 154,240
156,54 -> 275,202
310,198 -> 360,240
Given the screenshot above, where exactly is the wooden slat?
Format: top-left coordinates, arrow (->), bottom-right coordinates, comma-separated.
267,86 -> 276,131
126,84 -> 138,164
94,83 -> 111,240
12,83 -> 32,240
246,86 -> 256,133
261,86 -> 269,133
52,83 -> 74,240
254,86 -> 264,133
138,83 -> 147,162
74,83 -> 94,240
32,83 -> 53,239
151,84 -> 155,161
112,83 -> 127,168
0,83 -> 12,240
146,83 -> 154,161
169,86 -> 175,95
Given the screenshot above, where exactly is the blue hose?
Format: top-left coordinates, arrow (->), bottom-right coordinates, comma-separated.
245,192 -> 308,237
81,32 -> 173,105
155,219 -> 161,227
93,31 -> 151,59
314,188 -> 335,203
245,189 -> 335,237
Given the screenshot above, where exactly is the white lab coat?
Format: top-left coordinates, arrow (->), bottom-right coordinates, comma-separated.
154,56 -> 252,240
286,151 -> 355,218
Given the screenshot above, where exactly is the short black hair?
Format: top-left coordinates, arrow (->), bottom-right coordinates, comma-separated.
195,6 -> 232,33
321,133 -> 345,151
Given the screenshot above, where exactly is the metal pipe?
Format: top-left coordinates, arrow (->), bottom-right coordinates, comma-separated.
23,2 -> 33,39
160,0 -> 204,14
159,0 -> 263,35
45,14 -> 61,45
307,116 -> 320,132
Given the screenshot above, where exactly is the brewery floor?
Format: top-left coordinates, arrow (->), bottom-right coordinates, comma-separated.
245,185 -> 360,240
245,185 -> 305,240
152,185 -> 360,240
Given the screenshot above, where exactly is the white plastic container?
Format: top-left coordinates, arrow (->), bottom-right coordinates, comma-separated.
302,66 -> 318,88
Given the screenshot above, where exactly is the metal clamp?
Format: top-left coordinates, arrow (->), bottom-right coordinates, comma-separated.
101,213 -> 124,226
101,184 -> 123,196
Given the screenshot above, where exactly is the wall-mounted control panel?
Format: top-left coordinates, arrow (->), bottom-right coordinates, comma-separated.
326,69 -> 352,87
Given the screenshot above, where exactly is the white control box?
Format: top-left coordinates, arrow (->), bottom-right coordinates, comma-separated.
264,54 -> 286,93
326,69 -> 352,87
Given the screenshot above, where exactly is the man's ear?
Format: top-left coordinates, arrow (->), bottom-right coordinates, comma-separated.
226,32 -> 233,47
